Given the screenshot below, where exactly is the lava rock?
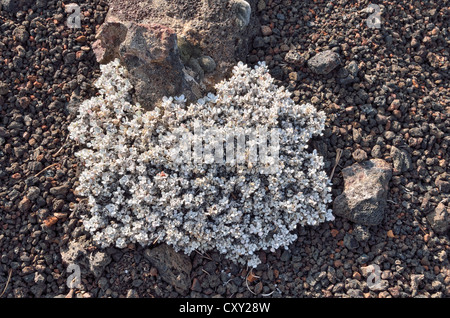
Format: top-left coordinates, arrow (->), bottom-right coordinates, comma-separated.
0,81 -> 9,95
144,244 -> 192,295
390,146 -> 412,174
426,201 -> 449,234
307,50 -> 341,75
12,26 -> 29,44
1,0 -> 32,13
88,251 -> 112,278
284,49 -> 305,66
333,159 -> 392,226
198,55 -> 216,74
343,233 -> 359,250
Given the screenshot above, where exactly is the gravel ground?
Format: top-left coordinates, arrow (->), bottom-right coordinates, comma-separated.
0,0 -> 449,298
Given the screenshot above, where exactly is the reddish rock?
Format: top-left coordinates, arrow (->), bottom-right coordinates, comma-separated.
91,0 -> 259,110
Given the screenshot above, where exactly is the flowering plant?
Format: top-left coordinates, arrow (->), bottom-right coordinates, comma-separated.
69,59 -> 333,267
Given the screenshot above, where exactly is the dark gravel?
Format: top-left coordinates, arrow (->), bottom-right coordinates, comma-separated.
0,0 -> 449,298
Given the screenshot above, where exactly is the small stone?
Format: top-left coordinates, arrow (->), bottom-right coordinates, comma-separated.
18,197 -> 32,212
352,148 -> 368,162
339,75 -> 356,85
343,233 -> 359,250
30,284 -> 46,298
261,25 -> 272,36
12,26 -> 29,43
26,186 -> 40,201
49,184 -> 70,196
254,282 -> 263,294
144,244 -> 192,294
371,144 -> 382,158
369,279 -> 389,292
426,201 -> 449,234
187,58 -> 204,82
280,44 -> 290,52
18,96 -> 30,108
307,50 -> 341,75
253,36 -> 265,48
75,35 -> 87,43
198,55 -> 216,74
280,250 -> 291,262
284,50 -> 305,67
98,277 -> 108,290
43,216 -> 58,228
191,277 -> 202,292
257,0 -> 266,11
435,174 -> 450,193
149,267 -> 158,276
334,259 -> 343,268
390,146 -> 412,173
64,52 -> 76,64
347,60 -> 359,77
330,228 -> 339,238
89,251 -> 112,278
0,82 -> 9,95
347,289 -> 364,298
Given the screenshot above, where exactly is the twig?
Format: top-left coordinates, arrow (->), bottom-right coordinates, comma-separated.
34,163 -> 60,177
152,233 -> 161,245
245,268 -> 259,296
52,135 -> 70,158
0,269 -> 12,298
413,215 -> 427,235
329,148 -> 343,181
201,269 -> 210,276
261,290 -> 275,297
194,250 -> 213,261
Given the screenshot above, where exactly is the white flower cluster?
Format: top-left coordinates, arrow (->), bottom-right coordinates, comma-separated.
68,59 -> 334,268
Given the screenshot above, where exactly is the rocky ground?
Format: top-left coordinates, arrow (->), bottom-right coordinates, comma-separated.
0,0 -> 449,298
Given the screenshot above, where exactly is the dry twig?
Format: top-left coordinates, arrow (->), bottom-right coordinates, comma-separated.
34,163 -> 60,177
0,269 -> 12,298
329,148 -> 343,181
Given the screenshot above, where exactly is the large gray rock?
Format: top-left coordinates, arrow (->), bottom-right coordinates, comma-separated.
333,159 -> 392,226
92,0 -> 259,110
144,244 -> 192,295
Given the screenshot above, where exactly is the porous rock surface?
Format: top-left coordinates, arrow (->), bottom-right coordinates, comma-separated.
92,0 -> 259,110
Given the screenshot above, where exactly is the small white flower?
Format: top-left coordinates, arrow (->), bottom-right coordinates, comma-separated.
68,58 -> 332,268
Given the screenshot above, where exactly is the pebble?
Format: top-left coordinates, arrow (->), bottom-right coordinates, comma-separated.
307,50 -> 342,75
261,25 -> 272,36
198,55 -> 216,74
